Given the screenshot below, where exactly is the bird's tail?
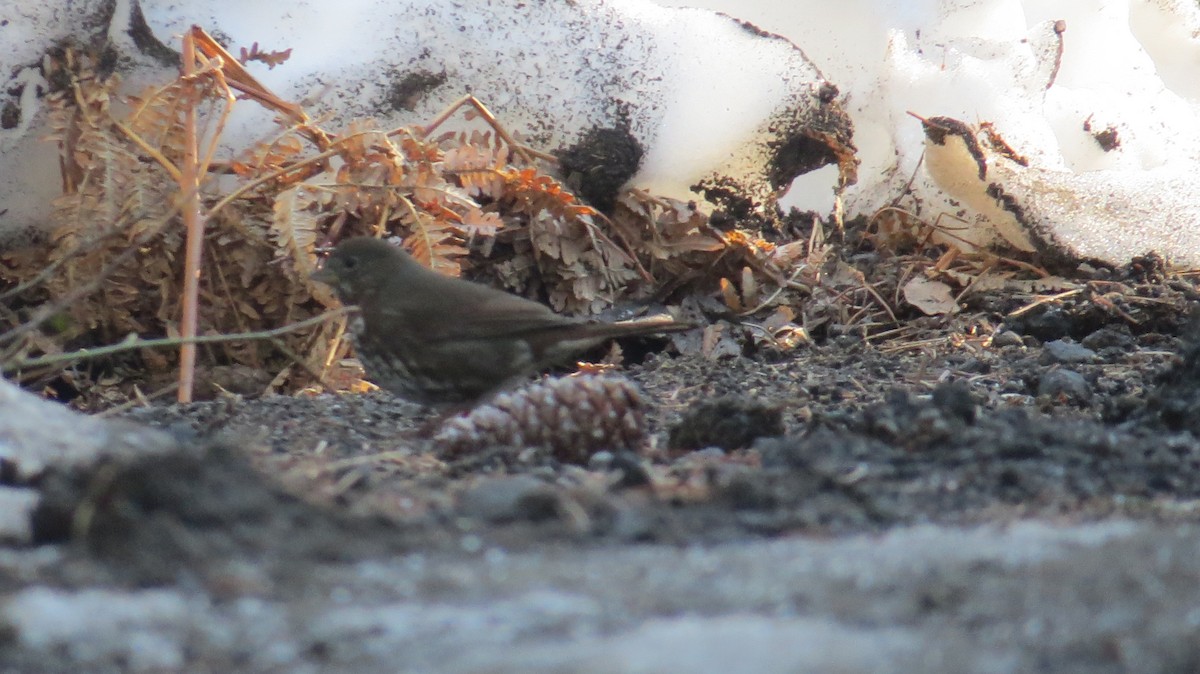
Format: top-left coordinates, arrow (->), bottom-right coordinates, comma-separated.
578,315 -> 695,340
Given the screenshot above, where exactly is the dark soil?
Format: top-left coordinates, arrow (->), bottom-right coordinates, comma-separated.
109,299 -> 1200,552
8,250 -> 1200,673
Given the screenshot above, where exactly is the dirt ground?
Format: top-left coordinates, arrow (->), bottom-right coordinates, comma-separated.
6,249 -> 1200,672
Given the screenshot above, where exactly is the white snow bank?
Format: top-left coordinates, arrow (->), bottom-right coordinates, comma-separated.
658,0 -> 1200,265
0,0 -> 846,243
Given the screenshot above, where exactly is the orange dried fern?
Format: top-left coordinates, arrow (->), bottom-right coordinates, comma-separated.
5,35 -> 804,401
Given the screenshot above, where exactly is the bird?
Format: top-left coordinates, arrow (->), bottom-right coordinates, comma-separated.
311,237 -> 692,406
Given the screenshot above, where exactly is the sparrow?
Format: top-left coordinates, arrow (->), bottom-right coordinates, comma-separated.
311,237 -> 691,405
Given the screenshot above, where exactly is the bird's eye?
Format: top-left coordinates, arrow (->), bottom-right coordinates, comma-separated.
342,257 -> 357,270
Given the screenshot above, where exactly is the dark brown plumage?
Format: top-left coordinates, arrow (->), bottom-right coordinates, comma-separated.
311,237 -> 691,405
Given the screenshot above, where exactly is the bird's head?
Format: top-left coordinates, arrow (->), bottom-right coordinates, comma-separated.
311,237 -> 417,304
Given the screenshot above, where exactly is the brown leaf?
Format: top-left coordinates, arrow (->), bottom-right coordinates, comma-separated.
903,276 -> 959,315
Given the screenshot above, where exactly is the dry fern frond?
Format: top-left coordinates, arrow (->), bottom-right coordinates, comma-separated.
271,182 -> 337,305
33,52 -> 202,343
3,45 -> 337,393
238,42 -> 293,70
7,44 -> 769,400
443,130 -> 510,198
613,190 -> 725,261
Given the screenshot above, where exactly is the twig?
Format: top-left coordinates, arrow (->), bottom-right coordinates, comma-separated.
3,307 -> 355,373
1046,20 -> 1066,91
588,209 -> 653,282
95,381 -> 182,418
112,120 -> 183,182
319,312 -> 349,380
206,141 -> 353,217
878,336 -> 954,355
269,336 -> 338,394
192,57 -> 238,180
178,29 -> 205,403
1007,288 -> 1082,319
863,326 -> 917,342
858,279 -> 899,324
188,26 -> 331,149
953,259 -> 998,303
411,94 -> 538,166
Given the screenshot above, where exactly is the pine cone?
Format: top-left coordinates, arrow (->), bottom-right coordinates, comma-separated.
433,375 -> 646,463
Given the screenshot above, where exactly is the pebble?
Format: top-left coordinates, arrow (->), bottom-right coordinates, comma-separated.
991,330 -> 1024,348
1042,339 -> 1097,364
1037,369 -> 1092,404
457,476 -> 559,523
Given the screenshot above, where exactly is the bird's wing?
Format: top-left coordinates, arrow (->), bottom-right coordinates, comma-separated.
424,296 -> 576,341
372,276 -> 576,342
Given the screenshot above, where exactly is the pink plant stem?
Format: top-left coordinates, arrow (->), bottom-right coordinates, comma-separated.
177,27 -> 205,402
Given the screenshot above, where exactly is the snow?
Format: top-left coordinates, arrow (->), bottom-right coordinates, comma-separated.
138,0 -> 827,206
0,379 -> 172,479
657,0 -> 1200,264
6,587 -> 194,672
4,0 -> 1200,262
0,488 -> 39,544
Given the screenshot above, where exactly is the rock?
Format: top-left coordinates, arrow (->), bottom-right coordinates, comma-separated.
457,476 -> 562,523
1041,340 -> 1097,365
1037,369 -> 1092,405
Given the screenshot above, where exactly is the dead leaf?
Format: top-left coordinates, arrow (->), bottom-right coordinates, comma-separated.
701,322 -> 743,359
903,276 -> 959,315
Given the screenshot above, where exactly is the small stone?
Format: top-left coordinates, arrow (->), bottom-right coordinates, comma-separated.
991,330 -> 1024,348
1081,326 -> 1135,351
587,451 -> 615,472
931,381 -> 977,423
457,476 -> 559,523
1013,308 -> 1071,341
956,357 -> 991,374
1042,339 -> 1097,364
1037,369 -> 1092,404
